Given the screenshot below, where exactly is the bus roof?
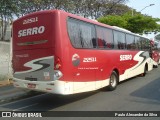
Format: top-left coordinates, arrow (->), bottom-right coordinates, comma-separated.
112,26 -> 132,33
13,9 -> 148,40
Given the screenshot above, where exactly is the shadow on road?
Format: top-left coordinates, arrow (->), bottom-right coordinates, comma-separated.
1,90 -> 99,111
130,77 -> 160,104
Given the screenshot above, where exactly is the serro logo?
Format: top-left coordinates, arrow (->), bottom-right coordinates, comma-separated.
120,54 -> 132,61
18,26 -> 45,37
72,54 -> 80,67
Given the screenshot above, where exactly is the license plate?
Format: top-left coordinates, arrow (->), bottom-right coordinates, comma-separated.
27,83 -> 36,89
25,77 -> 37,81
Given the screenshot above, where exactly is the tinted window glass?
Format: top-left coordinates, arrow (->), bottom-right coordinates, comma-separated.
68,18 -> 96,48
113,31 -> 126,49
135,37 -> 141,50
141,37 -> 146,50
79,22 -> 96,48
144,38 -> 150,50
68,19 -> 82,48
96,26 -> 114,49
126,34 -> 135,50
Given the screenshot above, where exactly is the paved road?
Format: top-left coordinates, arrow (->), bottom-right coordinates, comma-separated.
0,67 -> 160,119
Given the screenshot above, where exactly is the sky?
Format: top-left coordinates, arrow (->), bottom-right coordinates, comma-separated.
126,0 -> 160,18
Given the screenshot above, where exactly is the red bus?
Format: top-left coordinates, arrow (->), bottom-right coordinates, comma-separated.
12,10 -> 154,95
150,39 -> 160,66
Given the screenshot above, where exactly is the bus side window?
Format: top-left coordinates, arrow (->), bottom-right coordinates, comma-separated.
96,27 -> 104,48
96,26 -> 114,49
68,19 -> 82,48
113,31 -> 126,49
79,22 -> 95,48
68,18 -> 96,49
126,34 -> 135,50
98,38 -> 104,48
92,38 -> 97,48
135,37 -> 141,50
103,28 -> 114,49
140,37 -> 145,50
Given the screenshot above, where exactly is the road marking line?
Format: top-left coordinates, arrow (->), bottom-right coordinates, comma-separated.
12,103 -> 38,111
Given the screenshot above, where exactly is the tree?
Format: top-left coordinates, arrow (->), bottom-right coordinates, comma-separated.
0,0 -> 18,41
104,4 -> 131,16
127,15 -> 158,33
0,0 -> 129,41
14,0 -> 53,18
98,15 -> 127,28
14,0 -> 128,19
76,0 -> 129,19
98,12 -> 160,34
103,0 -> 129,16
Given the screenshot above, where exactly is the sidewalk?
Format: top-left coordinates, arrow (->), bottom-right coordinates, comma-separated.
0,79 -> 12,87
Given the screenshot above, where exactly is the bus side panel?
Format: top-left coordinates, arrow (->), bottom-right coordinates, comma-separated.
57,13 -> 151,93
55,13 -> 153,94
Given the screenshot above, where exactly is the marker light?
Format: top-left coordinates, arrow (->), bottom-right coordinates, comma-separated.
54,57 -> 62,70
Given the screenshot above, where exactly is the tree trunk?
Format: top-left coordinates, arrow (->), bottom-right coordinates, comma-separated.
3,17 -> 8,41
1,17 -> 4,41
0,16 -> 8,41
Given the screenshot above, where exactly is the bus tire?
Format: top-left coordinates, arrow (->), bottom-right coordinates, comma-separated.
154,65 -> 158,68
141,65 -> 147,77
107,71 -> 118,91
154,62 -> 158,68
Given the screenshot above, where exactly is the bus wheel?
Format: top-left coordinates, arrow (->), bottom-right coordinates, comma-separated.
107,71 -> 118,91
141,65 -> 147,77
154,65 -> 158,68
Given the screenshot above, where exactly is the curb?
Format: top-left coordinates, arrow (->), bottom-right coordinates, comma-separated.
0,79 -> 13,87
